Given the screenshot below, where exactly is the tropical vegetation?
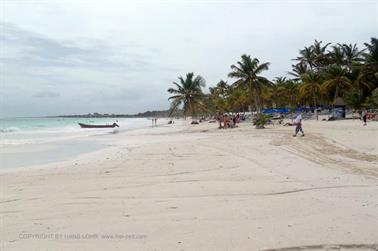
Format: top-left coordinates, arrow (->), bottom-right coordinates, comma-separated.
168,38 -> 378,118
167,72 -> 206,119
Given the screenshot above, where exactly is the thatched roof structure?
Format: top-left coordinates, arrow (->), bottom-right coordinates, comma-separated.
333,97 -> 346,106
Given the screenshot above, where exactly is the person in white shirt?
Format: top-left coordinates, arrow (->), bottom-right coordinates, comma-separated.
293,114 -> 304,137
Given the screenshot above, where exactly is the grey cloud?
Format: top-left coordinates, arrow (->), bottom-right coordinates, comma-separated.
0,23 -> 156,72
88,84 -> 165,103
1,23 -> 89,59
32,91 -> 61,98
1,1 -> 376,118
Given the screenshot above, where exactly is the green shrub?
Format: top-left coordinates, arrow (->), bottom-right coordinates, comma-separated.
255,113 -> 268,129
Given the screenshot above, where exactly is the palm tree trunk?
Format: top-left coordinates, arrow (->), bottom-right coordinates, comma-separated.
313,91 -> 318,120
253,88 -> 261,113
254,92 -> 259,113
331,85 -> 339,117
190,102 -> 196,122
334,85 -> 339,102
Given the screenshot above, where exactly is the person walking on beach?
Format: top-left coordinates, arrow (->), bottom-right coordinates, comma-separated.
361,110 -> 367,126
293,113 -> 304,137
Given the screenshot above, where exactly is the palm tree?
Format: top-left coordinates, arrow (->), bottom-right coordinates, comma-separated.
209,80 -> 230,113
167,72 -> 206,119
299,71 -> 322,119
296,46 -> 315,69
228,87 -> 249,112
330,44 -> 345,66
289,62 -> 309,81
228,54 -> 272,113
358,37 -> 378,89
312,40 -> 331,68
267,77 -> 287,108
281,80 -> 300,108
212,80 -> 229,99
322,65 -> 353,103
296,40 -> 331,70
364,88 -> 378,109
363,38 -> 378,70
341,43 -> 364,69
274,77 -> 287,86
344,90 -> 365,110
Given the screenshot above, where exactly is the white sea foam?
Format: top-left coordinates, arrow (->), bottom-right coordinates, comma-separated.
0,127 -> 21,133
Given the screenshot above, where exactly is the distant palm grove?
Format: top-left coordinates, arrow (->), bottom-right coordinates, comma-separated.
168,37 -> 378,117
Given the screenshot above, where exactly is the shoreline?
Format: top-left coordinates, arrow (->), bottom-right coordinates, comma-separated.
1,119 -> 377,250
0,118 -> 181,172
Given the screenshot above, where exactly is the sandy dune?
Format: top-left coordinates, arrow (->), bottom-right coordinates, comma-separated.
1,120 -> 377,250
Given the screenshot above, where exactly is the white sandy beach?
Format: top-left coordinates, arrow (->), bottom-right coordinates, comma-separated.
1,119 -> 377,251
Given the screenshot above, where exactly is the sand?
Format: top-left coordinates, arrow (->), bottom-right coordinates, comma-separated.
1,119 -> 377,251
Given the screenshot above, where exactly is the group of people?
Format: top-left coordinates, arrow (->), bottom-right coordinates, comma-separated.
151,118 -> 158,126
292,109 -> 371,137
216,113 -> 241,129
211,109 -> 371,137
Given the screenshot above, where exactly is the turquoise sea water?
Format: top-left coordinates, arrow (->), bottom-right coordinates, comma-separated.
0,117 -> 125,132
0,117 -> 155,169
0,117 -> 153,143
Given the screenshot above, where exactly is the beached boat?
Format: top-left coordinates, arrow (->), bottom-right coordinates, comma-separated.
78,123 -> 119,128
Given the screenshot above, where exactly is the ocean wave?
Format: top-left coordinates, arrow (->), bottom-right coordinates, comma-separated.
0,127 -> 21,133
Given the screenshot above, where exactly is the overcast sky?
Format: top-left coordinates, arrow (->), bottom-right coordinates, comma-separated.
0,0 -> 377,117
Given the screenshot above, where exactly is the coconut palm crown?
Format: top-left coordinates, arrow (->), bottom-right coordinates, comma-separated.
228,54 -> 272,113
167,72 -> 206,118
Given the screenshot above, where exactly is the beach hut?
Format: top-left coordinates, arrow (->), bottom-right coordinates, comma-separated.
332,97 -> 346,118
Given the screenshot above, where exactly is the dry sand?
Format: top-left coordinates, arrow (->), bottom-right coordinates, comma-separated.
1,119 -> 377,251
